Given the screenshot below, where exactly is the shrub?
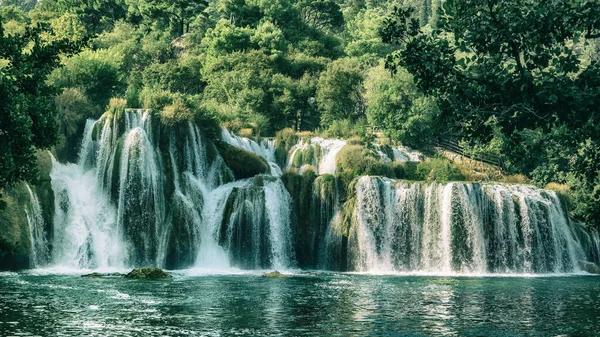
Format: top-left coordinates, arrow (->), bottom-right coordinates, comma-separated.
502,174 -> 529,184
275,128 -> 298,167
48,49 -> 123,107
160,100 -> 195,126
139,88 -> 174,111
402,158 -> 465,182
336,145 -> 398,178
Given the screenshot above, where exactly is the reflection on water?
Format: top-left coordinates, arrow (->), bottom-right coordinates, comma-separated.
0,272 -> 599,336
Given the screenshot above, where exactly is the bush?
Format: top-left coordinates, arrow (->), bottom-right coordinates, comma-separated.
403,158 -> 465,182
502,174 -> 529,184
275,128 -> 298,167
48,49 -> 123,107
160,100 -> 196,126
106,98 -> 127,120
139,88 -> 175,111
323,118 -> 370,140
336,145 -> 398,178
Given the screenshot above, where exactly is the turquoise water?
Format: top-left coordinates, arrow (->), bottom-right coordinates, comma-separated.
0,271 -> 599,336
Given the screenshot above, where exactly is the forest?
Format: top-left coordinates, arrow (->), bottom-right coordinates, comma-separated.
1,0 -> 599,228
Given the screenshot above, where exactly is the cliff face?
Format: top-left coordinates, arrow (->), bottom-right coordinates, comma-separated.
0,151 -> 54,270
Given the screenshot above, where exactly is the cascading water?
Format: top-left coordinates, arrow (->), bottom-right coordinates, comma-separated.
213,177 -> 296,270
24,184 -> 49,267
348,177 -> 588,274
373,144 -> 424,163
287,137 -> 347,174
47,110 -> 298,270
36,108 -> 600,274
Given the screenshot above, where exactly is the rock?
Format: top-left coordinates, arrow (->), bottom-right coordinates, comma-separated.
579,261 -> 600,274
125,268 -> 172,279
263,271 -> 285,278
81,272 -> 125,278
216,142 -> 270,179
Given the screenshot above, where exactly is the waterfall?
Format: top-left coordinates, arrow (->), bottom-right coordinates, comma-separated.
214,177 -> 296,270
39,108 -> 599,274
263,179 -> 295,270
51,160 -> 124,269
24,184 -> 49,267
287,137 -> 347,174
348,177 -> 587,274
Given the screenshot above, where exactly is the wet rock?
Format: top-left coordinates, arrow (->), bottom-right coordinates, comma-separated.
263,271 -> 285,278
125,268 -> 172,279
81,272 -> 125,278
579,261 -> 600,274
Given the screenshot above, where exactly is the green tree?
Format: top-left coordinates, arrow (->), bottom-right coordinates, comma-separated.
316,57 -> 365,127
380,0 -> 600,226
0,19 -> 75,194
365,64 -> 438,148
0,0 -> 37,12
137,0 -> 208,37
296,0 -> 344,32
48,49 -> 124,108
38,0 -> 127,34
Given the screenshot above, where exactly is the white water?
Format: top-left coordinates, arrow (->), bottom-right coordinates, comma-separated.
51,160 -> 124,269
24,184 -> 49,267
264,179 -> 295,270
351,177 -> 588,274
287,137 -> 347,174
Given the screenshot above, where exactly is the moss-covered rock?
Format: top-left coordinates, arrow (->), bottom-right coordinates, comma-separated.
0,183 -> 33,270
82,272 -> 124,278
125,268 -> 172,279
216,142 -> 270,180
274,128 -> 298,168
579,261 -> 600,274
263,271 -> 285,278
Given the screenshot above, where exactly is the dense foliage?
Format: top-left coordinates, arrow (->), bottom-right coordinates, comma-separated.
0,12 -> 76,194
1,0 -> 599,226
381,0 -> 600,227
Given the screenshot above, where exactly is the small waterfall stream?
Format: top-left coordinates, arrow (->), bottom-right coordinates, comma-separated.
24,184 -> 49,267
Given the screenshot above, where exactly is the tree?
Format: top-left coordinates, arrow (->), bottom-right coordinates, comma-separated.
316,58 -> 364,127
0,0 -> 37,12
364,65 -> 438,148
48,49 -> 124,108
37,0 -> 127,34
296,0 -> 344,32
137,0 -> 208,37
0,18 -> 76,194
380,0 -> 600,226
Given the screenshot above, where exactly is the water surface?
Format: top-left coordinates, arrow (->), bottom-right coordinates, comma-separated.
1,271 -> 599,336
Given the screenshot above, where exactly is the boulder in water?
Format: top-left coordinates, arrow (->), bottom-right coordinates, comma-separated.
263,271 -> 285,278
579,261 -> 600,274
125,268 -> 172,279
81,272 -> 125,278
